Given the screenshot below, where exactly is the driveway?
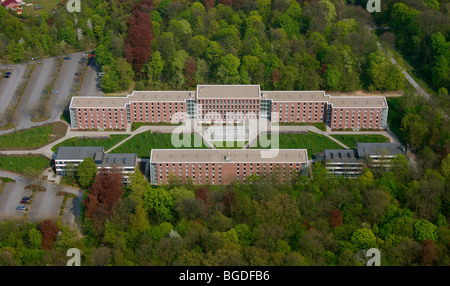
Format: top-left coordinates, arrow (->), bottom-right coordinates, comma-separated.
79,61 -> 103,96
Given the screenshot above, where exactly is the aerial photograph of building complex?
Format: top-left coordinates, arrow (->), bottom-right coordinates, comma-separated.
0,0 -> 448,276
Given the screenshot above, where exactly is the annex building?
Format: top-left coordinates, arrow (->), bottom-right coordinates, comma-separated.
149,149 -> 309,185
54,147 -> 137,185
69,85 -> 388,131
318,142 -> 405,178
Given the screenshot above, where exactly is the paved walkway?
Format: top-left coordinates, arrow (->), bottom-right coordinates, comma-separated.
0,121 -> 402,159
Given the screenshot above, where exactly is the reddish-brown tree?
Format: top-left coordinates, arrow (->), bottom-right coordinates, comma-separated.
83,168 -> 124,219
421,238 -> 437,266
185,57 -> 197,88
204,0 -> 214,11
329,209 -> 344,228
125,4 -> 154,74
272,68 -> 280,83
218,0 -> 233,6
39,220 -> 59,250
223,189 -> 238,216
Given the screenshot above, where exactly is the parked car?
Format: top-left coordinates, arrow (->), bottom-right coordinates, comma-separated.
20,200 -> 29,204
75,72 -> 81,75
81,52 -> 88,56
22,197 -> 31,201
5,71 -> 12,75
3,75 -> 10,78
16,206 -> 27,210
98,72 -> 105,77
52,89 -> 60,94
64,57 -> 71,60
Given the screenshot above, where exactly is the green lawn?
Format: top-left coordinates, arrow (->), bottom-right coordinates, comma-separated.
130,122 -> 182,131
51,134 -> 130,153
279,122 -> 327,131
0,122 -> 67,150
330,134 -> 390,149
250,132 -> 343,159
0,156 -> 50,174
111,132 -> 210,158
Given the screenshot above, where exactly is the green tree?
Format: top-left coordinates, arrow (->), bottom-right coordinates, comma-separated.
400,113 -> 428,151
143,188 -> 174,223
350,228 -> 378,250
217,54 -> 241,84
129,204 -> 150,234
77,157 -> 98,189
414,219 -> 438,242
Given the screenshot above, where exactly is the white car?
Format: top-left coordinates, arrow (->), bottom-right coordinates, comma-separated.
52,89 -> 60,94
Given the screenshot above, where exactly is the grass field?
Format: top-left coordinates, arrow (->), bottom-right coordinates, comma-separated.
250,132 -> 343,159
111,132 -> 209,158
0,122 -> 67,150
330,134 -> 390,149
0,155 -> 50,174
51,134 -> 130,153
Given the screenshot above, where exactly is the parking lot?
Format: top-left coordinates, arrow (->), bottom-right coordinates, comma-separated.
0,52 -> 93,132
0,171 -> 82,225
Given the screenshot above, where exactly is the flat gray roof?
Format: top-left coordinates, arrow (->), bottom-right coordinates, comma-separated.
324,149 -> 358,160
55,147 -> 104,161
263,91 -> 327,102
101,153 -> 137,168
196,85 -> 261,99
356,143 -> 404,158
150,149 -> 308,164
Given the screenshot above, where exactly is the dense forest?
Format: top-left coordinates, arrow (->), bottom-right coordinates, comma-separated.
0,0 -> 449,266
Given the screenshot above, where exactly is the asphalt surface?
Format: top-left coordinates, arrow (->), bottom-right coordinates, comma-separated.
0,52 -> 85,134
47,52 -> 83,122
0,63 -> 26,115
79,60 -> 103,96
13,58 -> 57,129
0,170 -> 82,224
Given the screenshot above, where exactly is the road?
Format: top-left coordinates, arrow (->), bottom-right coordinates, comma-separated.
367,26 -> 431,100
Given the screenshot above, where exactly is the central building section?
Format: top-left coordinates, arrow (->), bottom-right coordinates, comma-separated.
196,85 -> 261,123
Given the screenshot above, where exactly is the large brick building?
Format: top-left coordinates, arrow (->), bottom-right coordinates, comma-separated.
69,85 -> 388,130
149,149 -> 309,185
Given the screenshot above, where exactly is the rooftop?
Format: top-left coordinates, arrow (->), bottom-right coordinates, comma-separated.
55,147 -> 137,167
69,86 -> 388,109
101,153 -> 137,168
324,149 -> 359,160
328,96 -> 387,108
263,91 -> 327,102
196,85 -> 261,99
55,146 -> 104,161
356,143 -> 404,158
150,149 -> 308,163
